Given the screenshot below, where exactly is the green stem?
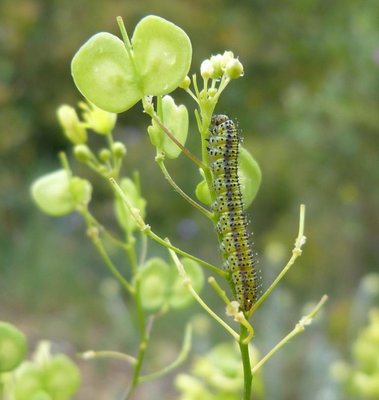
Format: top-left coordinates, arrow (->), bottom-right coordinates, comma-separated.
192,73 -> 200,98
133,277 -> 146,337
80,350 -> 137,365
208,276 -> 231,305
147,109 -> 205,169
125,230 -> 138,275
105,132 -> 120,177
251,295 -> 328,374
167,243 -> 240,341
239,324 -> 253,400
156,157 -> 213,219
184,87 -> 199,103
139,324 -> 192,383
82,210 -> 130,253
89,231 -> 134,295
124,233 -> 149,398
58,151 -> 72,175
217,75 -> 231,97
138,232 -> 148,266
117,16 -> 132,54
109,177 -> 227,278
124,330 -> 149,400
150,230 -> 226,277
124,233 -> 149,399
248,204 -> 306,317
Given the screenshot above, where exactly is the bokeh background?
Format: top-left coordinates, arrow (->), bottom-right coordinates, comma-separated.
1,0 -> 379,399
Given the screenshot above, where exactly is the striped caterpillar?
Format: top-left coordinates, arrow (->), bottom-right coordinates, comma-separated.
207,114 -> 259,312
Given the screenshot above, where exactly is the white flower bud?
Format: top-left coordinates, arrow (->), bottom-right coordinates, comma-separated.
210,54 -> 223,78
200,59 -> 214,79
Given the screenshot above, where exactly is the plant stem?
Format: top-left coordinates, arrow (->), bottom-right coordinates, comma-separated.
251,295 -> 328,374
149,112 -> 205,169
138,324 -> 192,383
109,176 -> 228,278
124,330 -> 149,400
138,232 -> 148,266
239,324 -> 253,400
82,209 -> 130,252
156,157 -> 213,219
116,16 -> 132,53
248,204 -> 306,317
124,237 -> 149,399
79,350 -> 137,365
88,230 -> 134,295
150,230 -> 226,277
167,243 -> 240,341
208,276 -> 231,305
125,230 -> 138,275
106,132 -> 119,177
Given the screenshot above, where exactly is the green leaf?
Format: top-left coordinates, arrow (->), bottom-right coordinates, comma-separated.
132,15 -> 192,96
71,33 -> 142,113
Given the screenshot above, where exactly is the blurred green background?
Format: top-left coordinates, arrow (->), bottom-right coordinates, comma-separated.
1,0 -> 379,399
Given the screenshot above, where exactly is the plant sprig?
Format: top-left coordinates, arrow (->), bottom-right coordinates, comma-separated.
29,14 -> 327,400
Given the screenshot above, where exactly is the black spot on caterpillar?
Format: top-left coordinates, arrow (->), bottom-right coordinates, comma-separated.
207,114 -> 259,312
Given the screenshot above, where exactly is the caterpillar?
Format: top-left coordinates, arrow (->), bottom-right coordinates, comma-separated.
207,114 -> 259,312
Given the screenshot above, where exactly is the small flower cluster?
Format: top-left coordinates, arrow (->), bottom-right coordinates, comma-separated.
200,51 -> 244,80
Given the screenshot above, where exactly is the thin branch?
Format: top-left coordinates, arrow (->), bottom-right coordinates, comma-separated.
208,276 -> 231,305
116,16 -> 132,54
87,228 -> 134,295
251,295 -> 328,374
184,87 -> 199,103
248,204 -> 306,317
150,113 -> 205,169
83,210 -> 130,252
79,350 -> 136,365
149,229 -> 225,277
156,157 -> 213,219
139,324 -> 192,383
109,177 -> 227,278
138,232 -> 148,267
167,241 -> 240,341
